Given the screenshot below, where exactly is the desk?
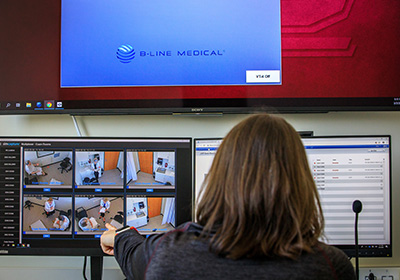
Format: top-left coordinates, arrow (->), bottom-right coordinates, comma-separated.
89,217 -> 98,228
78,217 -> 99,231
52,215 -> 70,231
127,212 -> 147,228
49,178 -> 62,185
30,219 -> 48,231
110,219 -> 123,229
79,167 -> 94,183
155,168 -> 175,185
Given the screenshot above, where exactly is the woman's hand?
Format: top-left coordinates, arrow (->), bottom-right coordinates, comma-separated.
100,223 -> 117,255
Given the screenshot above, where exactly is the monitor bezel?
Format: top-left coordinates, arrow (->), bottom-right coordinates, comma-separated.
0,136 -> 193,256
193,135 -> 392,258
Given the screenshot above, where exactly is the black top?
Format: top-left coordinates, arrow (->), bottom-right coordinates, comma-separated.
114,222 -> 356,280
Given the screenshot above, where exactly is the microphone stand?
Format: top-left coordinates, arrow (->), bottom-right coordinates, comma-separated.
355,210 -> 359,280
353,200 -> 362,280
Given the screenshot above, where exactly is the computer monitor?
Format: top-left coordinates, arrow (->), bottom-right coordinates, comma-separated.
0,137 -> 192,256
194,136 -> 392,257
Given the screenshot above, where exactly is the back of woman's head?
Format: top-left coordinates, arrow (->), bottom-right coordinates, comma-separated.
196,114 -> 324,260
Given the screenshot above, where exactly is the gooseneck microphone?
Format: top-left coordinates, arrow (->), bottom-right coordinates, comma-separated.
353,200 -> 362,214
352,200 -> 362,280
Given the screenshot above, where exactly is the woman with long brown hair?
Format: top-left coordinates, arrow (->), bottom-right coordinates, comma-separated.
101,114 -> 355,280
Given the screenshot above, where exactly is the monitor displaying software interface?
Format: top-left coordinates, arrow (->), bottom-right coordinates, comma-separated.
194,136 -> 392,257
0,137 -> 192,255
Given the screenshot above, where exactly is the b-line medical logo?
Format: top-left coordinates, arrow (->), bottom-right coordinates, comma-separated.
116,44 -> 224,63
116,45 -> 136,63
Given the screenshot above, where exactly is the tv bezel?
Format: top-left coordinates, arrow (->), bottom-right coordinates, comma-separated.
1,0 -> 400,115
1,97 -> 399,116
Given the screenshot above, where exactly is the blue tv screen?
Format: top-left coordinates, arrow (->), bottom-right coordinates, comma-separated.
60,0 -> 281,87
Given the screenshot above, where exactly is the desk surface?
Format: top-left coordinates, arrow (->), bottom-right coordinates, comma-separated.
110,219 -> 123,229
30,219 -> 47,231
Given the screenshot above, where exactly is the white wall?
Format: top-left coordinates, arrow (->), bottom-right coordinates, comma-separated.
0,112 -> 399,278
25,151 -> 72,166
153,152 -> 175,173
75,197 -> 103,210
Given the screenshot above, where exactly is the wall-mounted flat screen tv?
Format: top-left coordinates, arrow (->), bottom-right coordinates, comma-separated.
1,0 -> 399,115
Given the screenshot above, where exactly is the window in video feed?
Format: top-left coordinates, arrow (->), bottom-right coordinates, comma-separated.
126,196 -> 175,234
127,151 -> 175,190
74,196 -> 124,235
75,151 -> 124,188
22,195 -> 72,237
23,150 -> 73,189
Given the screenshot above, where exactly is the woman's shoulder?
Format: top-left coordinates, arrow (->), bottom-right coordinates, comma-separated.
144,229 -> 355,280
315,242 -> 349,260
176,222 -> 204,232
146,222 -> 206,251
159,222 -> 204,237
313,242 -> 355,280
153,222 -> 204,241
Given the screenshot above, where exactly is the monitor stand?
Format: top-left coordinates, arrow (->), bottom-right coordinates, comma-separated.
91,256 -> 103,280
